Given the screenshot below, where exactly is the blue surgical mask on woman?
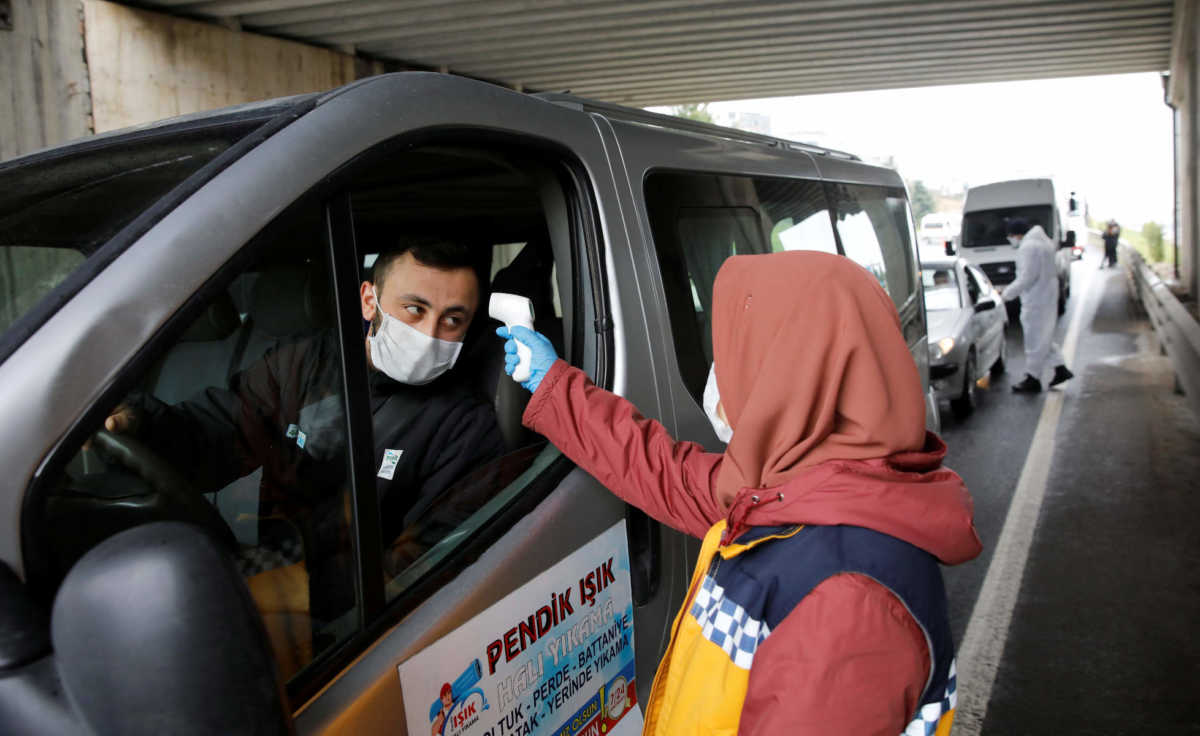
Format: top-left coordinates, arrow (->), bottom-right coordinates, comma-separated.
703,364 -> 733,443
368,288 -> 463,385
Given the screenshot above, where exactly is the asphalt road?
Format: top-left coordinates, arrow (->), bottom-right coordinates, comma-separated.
937,266 -> 1070,647
937,242 -> 1200,733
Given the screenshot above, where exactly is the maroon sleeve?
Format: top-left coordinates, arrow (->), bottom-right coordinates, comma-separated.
522,360 -> 726,539
739,573 -> 931,736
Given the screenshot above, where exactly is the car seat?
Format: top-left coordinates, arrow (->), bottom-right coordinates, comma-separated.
148,261 -> 334,402
484,239 -> 564,450
146,260 -> 335,551
147,291 -> 242,405
146,291 -> 262,547
234,262 -> 335,372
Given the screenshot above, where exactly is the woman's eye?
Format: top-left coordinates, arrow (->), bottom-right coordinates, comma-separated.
404,305 -> 423,317
443,315 -> 463,328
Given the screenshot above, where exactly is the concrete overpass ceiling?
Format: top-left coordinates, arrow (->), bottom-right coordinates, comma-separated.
133,0 -> 1176,105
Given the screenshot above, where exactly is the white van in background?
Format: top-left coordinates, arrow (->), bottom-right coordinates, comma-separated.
918,211 -> 961,256
954,178 -> 1076,315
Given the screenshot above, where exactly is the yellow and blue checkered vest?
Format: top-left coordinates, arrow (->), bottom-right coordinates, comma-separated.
642,522 -> 957,736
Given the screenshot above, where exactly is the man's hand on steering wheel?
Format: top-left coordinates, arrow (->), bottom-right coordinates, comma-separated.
89,408 -> 238,551
104,403 -> 142,435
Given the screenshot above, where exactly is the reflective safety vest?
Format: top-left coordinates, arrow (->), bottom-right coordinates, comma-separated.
642,522 -> 958,736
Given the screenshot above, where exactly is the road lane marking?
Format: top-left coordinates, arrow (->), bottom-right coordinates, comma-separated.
953,259 -> 1096,734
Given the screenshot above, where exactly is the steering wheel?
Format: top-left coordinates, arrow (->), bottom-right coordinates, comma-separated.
89,429 -> 238,550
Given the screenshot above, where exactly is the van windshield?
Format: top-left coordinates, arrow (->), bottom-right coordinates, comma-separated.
0,121 -> 262,337
962,205 -> 1053,247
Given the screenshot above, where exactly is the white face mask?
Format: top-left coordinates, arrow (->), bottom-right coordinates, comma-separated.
702,364 -> 733,443
1007,235 -> 1021,247
368,289 -> 463,385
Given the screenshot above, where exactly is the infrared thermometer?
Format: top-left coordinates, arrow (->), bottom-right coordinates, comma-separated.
489,292 -> 536,383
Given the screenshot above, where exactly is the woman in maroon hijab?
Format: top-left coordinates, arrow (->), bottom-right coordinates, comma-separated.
498,251 -> 982,735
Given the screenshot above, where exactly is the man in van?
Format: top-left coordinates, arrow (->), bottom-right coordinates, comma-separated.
104,238 -> 505,555
999,218 -> 1073,393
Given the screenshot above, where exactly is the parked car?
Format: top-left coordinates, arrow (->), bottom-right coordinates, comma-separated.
923,256 -> 1007,419
0,72 -> 937,734
954,178 -> 1075,316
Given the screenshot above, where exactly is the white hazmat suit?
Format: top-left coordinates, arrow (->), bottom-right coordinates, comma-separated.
1001,225 -> 1064,381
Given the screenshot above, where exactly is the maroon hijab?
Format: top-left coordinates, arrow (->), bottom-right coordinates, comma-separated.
710,251 -> 927,506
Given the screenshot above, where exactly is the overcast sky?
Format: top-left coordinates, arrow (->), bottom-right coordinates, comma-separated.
653,72 -> 1175,232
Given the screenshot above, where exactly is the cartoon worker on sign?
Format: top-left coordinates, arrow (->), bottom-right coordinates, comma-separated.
427,659 -> 490,735
431,683 -> 454,736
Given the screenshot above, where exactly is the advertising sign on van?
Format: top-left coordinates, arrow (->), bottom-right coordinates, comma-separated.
399,521 -> 642,736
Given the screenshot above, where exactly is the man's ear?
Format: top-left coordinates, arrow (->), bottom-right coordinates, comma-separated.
360,281 -> 376,322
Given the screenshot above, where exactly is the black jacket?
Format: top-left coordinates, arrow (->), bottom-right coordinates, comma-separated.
368,365 -> 505,543
136,330 -> 505,546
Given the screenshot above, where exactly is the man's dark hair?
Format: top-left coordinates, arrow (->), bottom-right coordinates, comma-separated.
1006,217 -> 1031,236
371,237 -> 482,294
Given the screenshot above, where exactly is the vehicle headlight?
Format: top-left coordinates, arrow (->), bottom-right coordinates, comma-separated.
929,337 -> 955,360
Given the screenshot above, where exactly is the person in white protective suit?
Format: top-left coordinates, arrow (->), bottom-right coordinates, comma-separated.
1000,218 -> 1074,393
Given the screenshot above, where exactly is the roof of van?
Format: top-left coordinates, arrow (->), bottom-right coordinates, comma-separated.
919,256 -> 960,271
963,178 -> 1056,211
5,73 -> 867,170
919,212 -> 960,225
535,91 -> 862,161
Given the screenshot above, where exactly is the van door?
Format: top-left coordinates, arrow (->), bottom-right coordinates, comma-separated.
9,73 -> 685,734
596,118 -> 826,447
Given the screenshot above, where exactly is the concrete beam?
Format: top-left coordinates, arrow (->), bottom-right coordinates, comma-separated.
1167,0 -> 1197,298
528,40 -> 1171,94
587,53 -> 1171,105
0,0 -> 92,161
467,22 -> 1173,81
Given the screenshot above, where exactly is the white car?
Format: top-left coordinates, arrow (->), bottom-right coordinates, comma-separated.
923,256 -> 1007,419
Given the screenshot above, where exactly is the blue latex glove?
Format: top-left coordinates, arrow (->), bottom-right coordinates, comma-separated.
495,325 -> 558,393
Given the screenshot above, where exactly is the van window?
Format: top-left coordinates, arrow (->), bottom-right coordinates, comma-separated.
344,144 -> 578,604
24,137 -> 591,707
824,183 -> 918,312
0,123 -> 263,337
25,139 -> 588,705
962,205 -> 1054,247
29,206 -> 361,686
644,171 -> 837,399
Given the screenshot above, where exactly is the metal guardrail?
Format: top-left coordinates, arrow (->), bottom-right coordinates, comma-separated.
1122,243 -> 1200,421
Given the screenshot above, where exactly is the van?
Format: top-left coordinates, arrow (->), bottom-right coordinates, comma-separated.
0,73 -> 934,734
917,211 -> 961,257
955,177 -> 1076,314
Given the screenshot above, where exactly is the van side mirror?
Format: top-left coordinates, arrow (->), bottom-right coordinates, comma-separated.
0,562 -> 85,735
0,563 -> 50,671
944,240 -> 956,256
51,522 -> 292,735
973,300 -> 997,313
1062,230 -> 1077,248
